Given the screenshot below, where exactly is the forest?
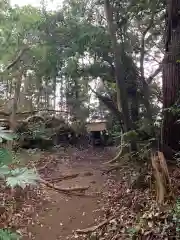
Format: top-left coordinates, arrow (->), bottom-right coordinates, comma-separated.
0,0 -> 180,239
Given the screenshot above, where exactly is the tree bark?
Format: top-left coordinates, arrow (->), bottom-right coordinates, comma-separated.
22,73 -> 30,109
5,47 -> 28,71
10,72 -> 23,130
163,0 -> 180,151
104,0 -> 131,132
139,10 -> 155,122
36,78 -> 42,109
53,75 -> 56,109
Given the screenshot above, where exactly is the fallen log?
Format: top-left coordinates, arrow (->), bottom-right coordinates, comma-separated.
40,179 -> 89,193
0,109 -> 70,117
76,215 -> 115,234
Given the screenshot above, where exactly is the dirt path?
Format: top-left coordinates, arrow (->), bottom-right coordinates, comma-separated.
25,148 -> 112,240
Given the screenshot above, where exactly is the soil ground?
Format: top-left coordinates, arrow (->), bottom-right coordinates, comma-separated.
24,147 -> 114,240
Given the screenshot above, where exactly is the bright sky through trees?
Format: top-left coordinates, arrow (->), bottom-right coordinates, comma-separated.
10,0 -> 61,10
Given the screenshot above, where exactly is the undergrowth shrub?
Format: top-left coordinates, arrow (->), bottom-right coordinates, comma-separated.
0,127 -> 40,239
0,229 -> 20,240
173,198 -> 180,238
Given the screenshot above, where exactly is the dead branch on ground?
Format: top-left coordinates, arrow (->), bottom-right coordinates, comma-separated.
45,173 -> 79,183
40,179 -> 89,194
76,215 -> 115,234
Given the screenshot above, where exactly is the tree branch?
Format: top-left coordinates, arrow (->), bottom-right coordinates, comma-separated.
146,65 -> 162,84
139,0 -> 160,79
145,52 -> 162,64
76,215 -> 115,234
5,47 -> 29,71
140,15 -> 155,79
89,84 -> 124,130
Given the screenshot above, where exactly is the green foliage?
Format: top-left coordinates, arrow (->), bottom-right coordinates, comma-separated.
0,126 -> 40,189
5,167 -> 40,189
127,227 -> 138,238
0,148 -> 14,166
164,106 -> 180,116
0,157 -> 40,189
0,128 -> 17,166
28,122 -> 47,140
173,199 -> 180,237
17,121 -> 50,142
123,130 -> 139,142
0,127 -> 16,142
0,229 -> 20,240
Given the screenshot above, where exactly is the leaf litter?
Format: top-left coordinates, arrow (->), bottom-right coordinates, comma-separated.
78,162 -> 180,240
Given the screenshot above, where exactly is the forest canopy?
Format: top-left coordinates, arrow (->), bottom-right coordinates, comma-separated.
0,0 -> 165,150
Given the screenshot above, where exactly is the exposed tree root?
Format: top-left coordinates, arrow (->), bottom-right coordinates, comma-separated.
103,163 -> 122,174
40,179 -> 89,196
45,173 -> 79,183
76,215 -> 115,234
104,145 -> 123,165
104,133 -> 128,165
36,156 -> 56,172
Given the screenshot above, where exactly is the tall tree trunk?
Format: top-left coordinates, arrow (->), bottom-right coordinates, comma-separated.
128,84 -> 139,127
21,73 -> 29,110
59,77 -> 64,112
142,80 -> 153,121
9,79 -> 13,98
116,85 -> 121,112
36,78 -> 42,109
10,73 -> 22,130
53,75 -> 56,109
45,77 -> 49,108
104,0 -> 131,132
163,0 -> 180,151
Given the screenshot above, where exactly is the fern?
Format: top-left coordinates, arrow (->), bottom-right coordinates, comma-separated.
0,229 -> 20,240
